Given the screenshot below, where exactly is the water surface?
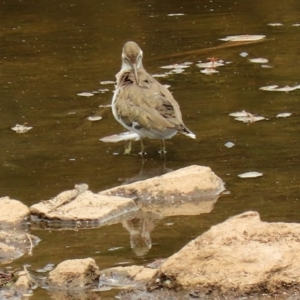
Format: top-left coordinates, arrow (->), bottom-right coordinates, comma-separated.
1,0 -> 300,299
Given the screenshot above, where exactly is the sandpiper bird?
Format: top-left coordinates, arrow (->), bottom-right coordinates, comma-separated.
112,41 -> 196,155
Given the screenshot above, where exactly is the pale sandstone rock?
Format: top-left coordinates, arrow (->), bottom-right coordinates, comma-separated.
0,197 -> 30,224
152,211 -> 300,296
101,165 -> 224,217
47,258 -> 99,290
30,189 -> 138,223
101,165 -> 224,201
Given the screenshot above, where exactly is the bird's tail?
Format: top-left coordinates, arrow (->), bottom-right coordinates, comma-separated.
181,127 -> 196,139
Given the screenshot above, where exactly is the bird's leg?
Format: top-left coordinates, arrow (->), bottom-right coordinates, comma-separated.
139,139 -> 146,156
159,139 -> 167,159
124,140 -> 132,155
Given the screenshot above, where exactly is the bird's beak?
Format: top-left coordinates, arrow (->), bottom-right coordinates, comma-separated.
132,63 -> 139,85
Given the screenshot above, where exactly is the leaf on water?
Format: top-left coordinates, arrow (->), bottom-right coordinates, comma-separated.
99,104 -> 112,108
249,58 -> 269,63
259,85 -> 279,91
152,73 -> 168,78
77,92 -> 94,97
100,131 -> 140,143
229,111 -> 267,123
261,65 -> 273,68
87,116 -> 102,121
200,68 -> 219,75
11,124 -> 33,133
240,52 -> 249,57
224,142 -> 235,148
219,35 -> 266,42
238,172 -> 263,178
260,84 -> 300,92
160,63 -> 190,69
267,23 -> 284,26
229,110 -> 249,117
100,81 -> 115,85
276,112 -> 292,118
235,116 -> 266,123
197,61 -> 224,68
167,13 -> 185,16
167,68 -> 185,74
107,247 -> 124,251
98,88 -> 110,93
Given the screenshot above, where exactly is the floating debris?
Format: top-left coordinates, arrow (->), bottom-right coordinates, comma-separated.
240,52 -> 249,57
97,271 -> 141,291
152,73 -> 168,78
167,13 -> 185,16
292,23 -> 300,27
100,81 -> 115,85
267,23 -> 284,27
107,247 -> 124,251
235,115 -> 266,123
99,104 -> 112,108
261,65 -> 273,68
224,142 -> 235,148
11,124 -> 33,133
229,111 -> 267,123
160,63 -> 191,69
276,112 -> 292,118
197,61 -> 224,68
259,85 -> 279,91
77,92 -> 94,97
100,131 -> 140,143
87,116 -> 102,122
219,35 -> 266,42
260,84 -> 300,92
200,68 -> 219,75
36,263 -> 55,273
238,172 -> 263,178
98,88 -> 109,93
249,58 -> 269,64
229,110 -> 249,117
166,68 -> 185,75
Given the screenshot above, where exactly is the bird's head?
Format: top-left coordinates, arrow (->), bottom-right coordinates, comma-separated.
121,41 -> 143,84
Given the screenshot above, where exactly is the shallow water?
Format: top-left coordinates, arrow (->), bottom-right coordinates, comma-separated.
1,0 -> 300,298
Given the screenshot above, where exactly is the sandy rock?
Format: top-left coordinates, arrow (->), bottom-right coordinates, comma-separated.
15,267 -> 37,296
101,165 -> 224,201
151,211 -> 300,296
101,165 -> 224,218
30,185 -> 138,224
0,197 -> 30,224
47,258 -> 100,290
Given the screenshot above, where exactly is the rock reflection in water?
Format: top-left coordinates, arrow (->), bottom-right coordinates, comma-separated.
122,212 -> 160,257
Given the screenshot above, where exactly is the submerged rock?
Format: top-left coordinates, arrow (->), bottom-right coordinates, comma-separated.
47,258 -> 100,290
150,211 -> 300,296
0,231 -> 40,264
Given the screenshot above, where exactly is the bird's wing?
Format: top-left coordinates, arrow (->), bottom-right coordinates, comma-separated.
116,80 -> 185,132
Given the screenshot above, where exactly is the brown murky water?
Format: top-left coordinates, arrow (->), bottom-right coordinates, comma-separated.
1,0 -> 300,298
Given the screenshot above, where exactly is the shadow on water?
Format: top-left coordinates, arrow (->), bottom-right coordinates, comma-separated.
1,0 -> 300,298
